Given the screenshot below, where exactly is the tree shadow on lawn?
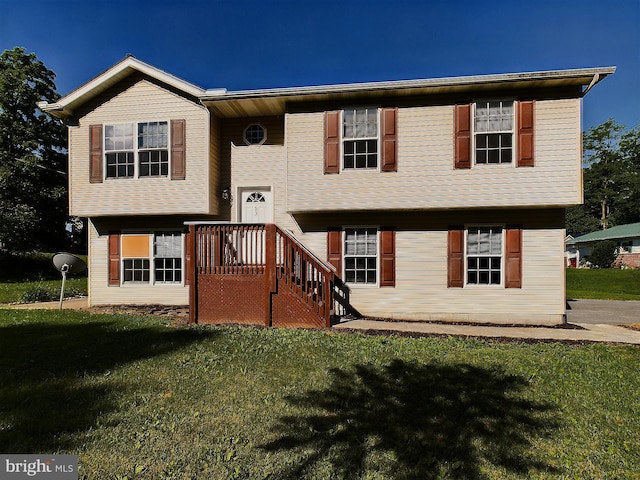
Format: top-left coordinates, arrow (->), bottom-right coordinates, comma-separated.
262,360 -> 561,479
0,315 -> 213,453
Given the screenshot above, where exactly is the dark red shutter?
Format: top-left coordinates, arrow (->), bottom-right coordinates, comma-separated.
454,104 -> 471,169
505,227 -> 522,288
324,111 -> 340,174
327,227 -> 342,275
89,124 -> 103,183
448,226 -> 464,287
517,101 -> 534,167
379,227 -> 396,287
381,108 -> 398,172
108,231 -> 121,286
171,119 -> 186,180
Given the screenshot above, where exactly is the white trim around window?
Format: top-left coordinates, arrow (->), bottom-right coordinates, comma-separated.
120,231 -> 184,285
343,226 -> 379,286
341,107 -> 381,171
472,100 -> 515,166
464,225 -> 505,287
104,120 -> 170,179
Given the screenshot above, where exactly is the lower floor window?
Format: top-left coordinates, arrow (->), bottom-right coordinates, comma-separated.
121,232 -> 182,284
344,228 -> 377,284
467,226 -> 502,285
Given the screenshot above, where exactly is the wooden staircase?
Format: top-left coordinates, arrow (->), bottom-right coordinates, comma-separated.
188,223 -> 338,328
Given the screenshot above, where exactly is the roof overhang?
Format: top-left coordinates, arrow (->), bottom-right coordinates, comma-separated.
201,66 -> 616,118
39,58 -> 615,120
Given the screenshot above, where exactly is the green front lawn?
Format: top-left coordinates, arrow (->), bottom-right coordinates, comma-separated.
566,268 -> 640,301
1,309 -> 638,479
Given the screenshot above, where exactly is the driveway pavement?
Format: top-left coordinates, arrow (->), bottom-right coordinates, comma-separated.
566,299 -> 639,325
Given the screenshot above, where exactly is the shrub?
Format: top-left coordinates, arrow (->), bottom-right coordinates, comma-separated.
588,240 -> 617,268
19,282 -> 84,303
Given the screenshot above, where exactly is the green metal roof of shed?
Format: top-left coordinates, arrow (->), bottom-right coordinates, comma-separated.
571,222 -> 640,244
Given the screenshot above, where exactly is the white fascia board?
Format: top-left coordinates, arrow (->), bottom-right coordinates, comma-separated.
201,66 -> 616,101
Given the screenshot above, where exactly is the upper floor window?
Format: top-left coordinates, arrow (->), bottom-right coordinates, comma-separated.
244,124 -> 266,145
474,101 -> 513,165
105,121 -> 168,178
343,108 -> 378,169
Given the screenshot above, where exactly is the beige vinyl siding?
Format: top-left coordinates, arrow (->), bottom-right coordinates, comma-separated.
209,114 -> 221,215
230,144 -> 300,231
87,218 -> 189,306
286,99 -> 581,213
293,208 -> 565,325
69,80 -> 212,217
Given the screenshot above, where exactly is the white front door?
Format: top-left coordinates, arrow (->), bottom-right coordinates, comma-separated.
240,189 -> 273,223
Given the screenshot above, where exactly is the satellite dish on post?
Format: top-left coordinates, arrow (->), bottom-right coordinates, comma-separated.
52,253 -> 86,310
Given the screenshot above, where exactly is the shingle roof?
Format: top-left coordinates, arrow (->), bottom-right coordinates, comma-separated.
571,222 -> 640,244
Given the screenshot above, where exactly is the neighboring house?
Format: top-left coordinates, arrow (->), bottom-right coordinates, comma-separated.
566,222 -> 640,268
40,56 -> 614,326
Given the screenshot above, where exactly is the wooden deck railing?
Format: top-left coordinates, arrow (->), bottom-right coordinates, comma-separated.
190,223 -> 336,327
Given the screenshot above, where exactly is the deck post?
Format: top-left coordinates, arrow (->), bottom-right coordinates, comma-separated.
264,223 -> 277,327
188,224 -> 198,324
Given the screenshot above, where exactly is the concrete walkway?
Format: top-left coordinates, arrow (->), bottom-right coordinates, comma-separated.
4,297 -> 639,344
333,318 -> 640,344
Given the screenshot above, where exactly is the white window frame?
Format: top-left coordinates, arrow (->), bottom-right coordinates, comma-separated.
472,100 -> 515,166
341,107 -> 381,171
120,231 -> 184,286
104,120 -> 170,179
243,123 -> 267,145
464,225 -> 505,287
343,226 -> 379,286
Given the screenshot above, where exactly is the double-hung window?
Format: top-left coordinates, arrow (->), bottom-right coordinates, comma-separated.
105,121 -> 169,178
344,228 -> 377,284
474,101 -> 513,164
466,226 -> 502,285
343,108 -> 378,169
121,232 -> 182,285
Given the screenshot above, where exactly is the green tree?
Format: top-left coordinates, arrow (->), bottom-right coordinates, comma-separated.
567,120 -> 640,236
0,47 -> 67,252
588,240 -> 617,269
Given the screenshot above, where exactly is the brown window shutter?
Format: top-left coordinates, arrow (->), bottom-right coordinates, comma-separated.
454,104 -> 472,169
517,101 -> 534,167
327,227 -> 342,275
381,107 -> 398,172
324,111 -> 340,174
108,231 -> 121,286
379,227 -> 396,287
505,227 -> 523,288
89,124 -> 103,183
171,119 -> 186,180
448,226 -> 464,287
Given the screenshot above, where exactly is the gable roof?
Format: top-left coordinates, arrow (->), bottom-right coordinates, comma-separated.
38,55 -> 216,118
39,55 -> 616,119
570,222 -> 640,244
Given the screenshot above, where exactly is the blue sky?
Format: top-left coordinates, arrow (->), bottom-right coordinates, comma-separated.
2,0 -> 638,130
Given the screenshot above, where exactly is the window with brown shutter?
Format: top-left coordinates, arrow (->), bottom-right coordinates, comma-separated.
324,112 -> 340,174
171,119 -> 186,180
381,108 -> 398,172
505,226 -> 523,288
108,231 -> 121,286
379,227 -> 396,287
454,104 -> 471,169
327,227 -> 342,274
90,124 -> 104,183
517,101 -> 534,167
447,226 -> 464,287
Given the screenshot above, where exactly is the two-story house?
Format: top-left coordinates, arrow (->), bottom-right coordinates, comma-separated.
40,56 -> 614,327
